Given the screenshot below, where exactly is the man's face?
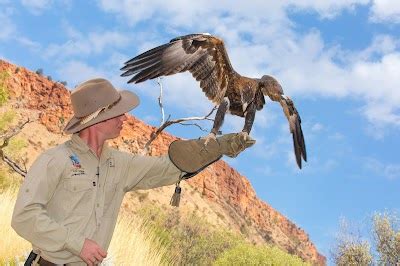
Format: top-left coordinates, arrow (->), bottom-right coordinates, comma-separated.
93,114 -> 127,140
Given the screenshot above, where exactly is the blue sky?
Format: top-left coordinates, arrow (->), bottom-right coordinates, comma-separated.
1,0 -> 400,262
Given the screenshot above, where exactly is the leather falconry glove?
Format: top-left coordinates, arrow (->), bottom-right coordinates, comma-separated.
168,133 -> 255,206
169,133 -> 256,176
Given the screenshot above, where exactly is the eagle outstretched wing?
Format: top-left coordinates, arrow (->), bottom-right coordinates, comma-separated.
280,96 -> 307,168
121,33 -> 234,104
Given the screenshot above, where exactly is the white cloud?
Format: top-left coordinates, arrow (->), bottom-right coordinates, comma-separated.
364,157 -> 400,180
253,107 -> 278,130
259,32 -> 400,129
254,165 -> 274,176
21,0 -> 53,15
159,73 -> 215,114
350,52 -> 400,127
16,36 -> 41,51
329,132 -> 345,140
311,123 -> 325,132
370,0 -> 400,23
287,0 -> 369,19
45,26 -> 132,59
97,0 -> 371,27
56,60 -> 108,87
95,0 -> 400,131
356,35 -> 399,60
0,3 -> 43,49
0,8 -> 16,41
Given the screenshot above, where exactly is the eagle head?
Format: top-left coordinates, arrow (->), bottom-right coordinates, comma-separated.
260,75 -> 283,101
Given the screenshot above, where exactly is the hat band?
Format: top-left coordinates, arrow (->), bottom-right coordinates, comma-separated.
78,95 -> 122,125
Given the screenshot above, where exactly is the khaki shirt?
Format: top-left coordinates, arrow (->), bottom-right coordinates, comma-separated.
12,134 -> 182,265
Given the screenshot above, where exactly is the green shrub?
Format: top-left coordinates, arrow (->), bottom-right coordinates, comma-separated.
3,137 -> 28,158
0,110 -> 16,132
333,242 -> 372,266
35,69 -> 43,76
373,212 -> 400,265
192,230 -> 241,265
214,242 -> 308,266
331,218 -> 373,266
0,166 -> 22,192
137,204 -> 239,265
0,71 -> 10,106
172,216 -> 241,265
332,213 -> 400,265
136,204 -> 304,266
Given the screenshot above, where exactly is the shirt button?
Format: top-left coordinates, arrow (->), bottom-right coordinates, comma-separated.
96,203 -> 100,207
25,189 -> 29,193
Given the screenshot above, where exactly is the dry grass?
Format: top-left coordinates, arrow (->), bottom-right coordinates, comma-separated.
106,210 -> 173,266
0,186 -> 31,265
0,184 -> 172,266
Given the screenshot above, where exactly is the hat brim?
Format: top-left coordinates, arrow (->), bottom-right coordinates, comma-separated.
64,90 -> 139,134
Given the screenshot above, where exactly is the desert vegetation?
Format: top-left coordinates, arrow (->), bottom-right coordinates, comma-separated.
135,204 -> 308,265
332,214 -> 400,265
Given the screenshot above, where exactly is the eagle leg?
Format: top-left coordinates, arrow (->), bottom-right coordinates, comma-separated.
202,97 -> 230,148
242,102 -> 256,134
211,97 -> 230,136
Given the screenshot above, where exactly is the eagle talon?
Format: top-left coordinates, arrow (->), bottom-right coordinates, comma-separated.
201,133 -> 217,152
239,131 -> 249,138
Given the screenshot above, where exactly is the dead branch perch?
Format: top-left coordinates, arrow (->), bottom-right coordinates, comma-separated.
141,107 -> 217,154
157,77 -> 165,125
2,154 -> 27,177
139,78 -> 217,155
0,119 -> 31,177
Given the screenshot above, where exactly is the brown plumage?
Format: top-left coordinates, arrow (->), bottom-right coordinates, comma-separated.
121,33 -> 307,168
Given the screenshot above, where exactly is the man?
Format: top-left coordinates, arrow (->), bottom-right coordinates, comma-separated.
12,78 -> 254,265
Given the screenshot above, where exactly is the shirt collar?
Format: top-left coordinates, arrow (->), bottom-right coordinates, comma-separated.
71,134 -> 91,153
70,134 -> 112,162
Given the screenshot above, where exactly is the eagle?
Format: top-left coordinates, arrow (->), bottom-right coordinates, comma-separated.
121,33 -> 307,168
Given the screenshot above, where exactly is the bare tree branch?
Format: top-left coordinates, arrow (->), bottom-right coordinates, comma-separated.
177,122 -> 209,132
141,108 -> 216,154
2,154 -> 27,177
0,119 -> 31,177
139,78 -> 218,154
156,77 -> 165,126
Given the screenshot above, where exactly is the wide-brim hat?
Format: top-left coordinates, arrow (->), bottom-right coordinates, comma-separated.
64,78 -> 139,134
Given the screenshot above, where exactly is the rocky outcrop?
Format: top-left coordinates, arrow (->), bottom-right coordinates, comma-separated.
0,59 -> 326,265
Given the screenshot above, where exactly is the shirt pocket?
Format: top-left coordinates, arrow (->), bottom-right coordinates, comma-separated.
103,178 -> 120,217
62,178 -> 94,216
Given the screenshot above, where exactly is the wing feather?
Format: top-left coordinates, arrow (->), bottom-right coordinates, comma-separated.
279,97 -> 307,168
121,33 -> 235,104
201,71 -> 219,101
